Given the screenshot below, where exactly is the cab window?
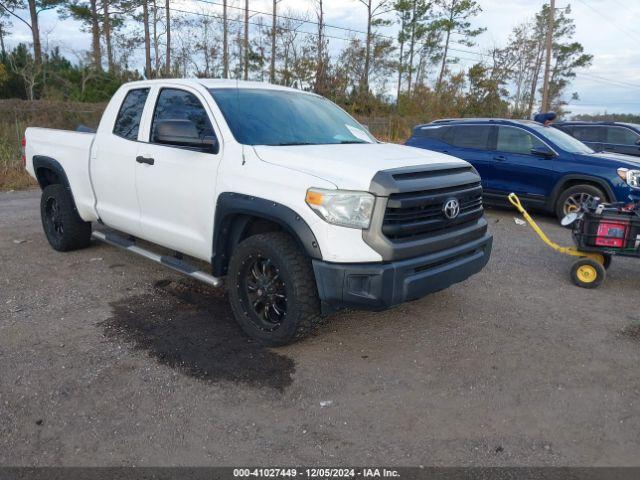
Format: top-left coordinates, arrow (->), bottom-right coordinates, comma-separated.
113,88 -> 150,140
496,126 -> 545,155
606,126 -> 640,145
442,125 -> 493,150
572,126 -> 603,143
150,88 -> 216,147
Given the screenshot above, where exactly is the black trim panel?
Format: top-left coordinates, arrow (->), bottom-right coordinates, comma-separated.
313,233 -> 492,313
212,193 -> 322,276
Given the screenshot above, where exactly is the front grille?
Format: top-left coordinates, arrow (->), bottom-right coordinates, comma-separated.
382,182 -> 483,240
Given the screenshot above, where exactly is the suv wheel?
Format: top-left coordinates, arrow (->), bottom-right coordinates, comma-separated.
555,184 -> 606,221
40,184 -> 92,251
227,231 -> 322,346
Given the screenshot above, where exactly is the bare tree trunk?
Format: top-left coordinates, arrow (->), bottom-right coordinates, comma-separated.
527,46 -> 544,117
165,0 -> 171,76
244,0 -> 249,80
89,0 -> 102,70
0,23 -> 6,56
314,0 -> 325,94
361,0 -> 372,94
27,0 -> 42,67
222,0 -> 228,78
103,1 -> 114,73
396,22 -> 404,107
407,0 -> 417,96
152,0 -> 160,76
143,1 -> 152,78
436,22 -> 452,90
269,0 -> 277,83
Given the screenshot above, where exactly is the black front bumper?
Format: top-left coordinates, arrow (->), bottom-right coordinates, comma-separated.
313,233 -> 492,313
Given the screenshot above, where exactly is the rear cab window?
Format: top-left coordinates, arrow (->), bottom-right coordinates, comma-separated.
113,88 -> 150,140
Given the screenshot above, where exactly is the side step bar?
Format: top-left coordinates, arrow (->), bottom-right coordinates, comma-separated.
91,231 -> 223,288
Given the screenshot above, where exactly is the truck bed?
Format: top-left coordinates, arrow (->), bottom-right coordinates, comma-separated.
25,127 -> 98,221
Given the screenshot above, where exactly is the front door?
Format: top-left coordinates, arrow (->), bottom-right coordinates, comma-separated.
490,126 -> 557,204
135,86 -> 222,260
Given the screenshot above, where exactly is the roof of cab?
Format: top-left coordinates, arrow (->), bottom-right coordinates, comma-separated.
414,118 -> 538,129
120,78 -> 312,94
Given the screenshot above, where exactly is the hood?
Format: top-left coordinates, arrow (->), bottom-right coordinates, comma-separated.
581,151 -> 640,168
252,143 -> 469,191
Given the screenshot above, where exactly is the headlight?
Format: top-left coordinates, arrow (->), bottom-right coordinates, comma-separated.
305,188 -> 375,229
617,168 -> 640,187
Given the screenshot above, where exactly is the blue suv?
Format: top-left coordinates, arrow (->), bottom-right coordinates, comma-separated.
554,121 -> 640,157
405,119 -> 640,219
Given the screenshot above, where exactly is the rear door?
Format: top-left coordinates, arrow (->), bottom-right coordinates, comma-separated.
490,126 -> 558,203
438,124 -> 497,190
135,86 -> 223,260
92,87 -> 150,236
603,126 -> 640,157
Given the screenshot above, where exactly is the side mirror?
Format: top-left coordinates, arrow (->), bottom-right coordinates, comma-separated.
530,145 -> 555,158
154,120 -> 218,153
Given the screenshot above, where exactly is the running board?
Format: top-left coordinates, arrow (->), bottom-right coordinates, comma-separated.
91,231 -> 223,288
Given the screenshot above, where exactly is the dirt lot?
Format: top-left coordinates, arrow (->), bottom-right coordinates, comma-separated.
1,189 -> 639,467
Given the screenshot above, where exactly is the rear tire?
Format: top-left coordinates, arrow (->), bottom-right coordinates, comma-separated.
556,184 -> 606,222
40,184 -> 92,252
227,231 -> 322,346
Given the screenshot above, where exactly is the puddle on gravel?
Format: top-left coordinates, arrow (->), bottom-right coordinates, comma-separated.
100,279 -> 295,391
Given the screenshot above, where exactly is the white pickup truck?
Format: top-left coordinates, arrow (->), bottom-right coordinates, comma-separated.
25,79 -> 492,345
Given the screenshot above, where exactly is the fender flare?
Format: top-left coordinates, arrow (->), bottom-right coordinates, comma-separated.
549,174 -> 616,208
32,156 -> 83,213
212,192 -> 322,276
33,156 -> 72,191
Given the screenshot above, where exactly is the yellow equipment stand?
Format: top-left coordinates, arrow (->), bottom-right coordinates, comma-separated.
508,193 -> 608,289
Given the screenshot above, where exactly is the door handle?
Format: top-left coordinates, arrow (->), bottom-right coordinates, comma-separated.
493,155 -> 507,161
136,156 -> 155,165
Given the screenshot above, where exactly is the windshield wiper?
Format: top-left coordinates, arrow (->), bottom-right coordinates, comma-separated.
338,140 -> 369,144
274,142 -> 317,146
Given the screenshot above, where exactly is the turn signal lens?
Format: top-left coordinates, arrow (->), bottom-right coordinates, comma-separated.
305,190 -> 324,206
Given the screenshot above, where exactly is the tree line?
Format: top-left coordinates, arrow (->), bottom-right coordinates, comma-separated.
0,0 -> 592,119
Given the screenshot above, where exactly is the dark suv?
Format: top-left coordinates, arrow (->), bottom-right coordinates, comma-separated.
405,119 -> 640,219
554,121 -> 640,157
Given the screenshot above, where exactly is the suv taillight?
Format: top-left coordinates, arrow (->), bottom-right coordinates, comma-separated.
21,137 -> 26,166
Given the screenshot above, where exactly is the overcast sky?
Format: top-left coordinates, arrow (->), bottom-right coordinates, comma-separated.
5,0 -> 640,116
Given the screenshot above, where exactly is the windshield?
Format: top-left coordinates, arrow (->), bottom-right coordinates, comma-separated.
528,124 -> 594,154
208,88 -> 376,146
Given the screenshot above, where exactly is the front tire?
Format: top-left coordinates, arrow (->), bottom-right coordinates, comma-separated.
556,184 -> 606,221
227,232 -> 322,346
40,184 -> 92,251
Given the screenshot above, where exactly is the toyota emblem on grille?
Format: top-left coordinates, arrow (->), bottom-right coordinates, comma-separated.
443,198 -> 460,220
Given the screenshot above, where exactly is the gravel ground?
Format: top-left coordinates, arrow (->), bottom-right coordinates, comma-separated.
1,188 -> 639,467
